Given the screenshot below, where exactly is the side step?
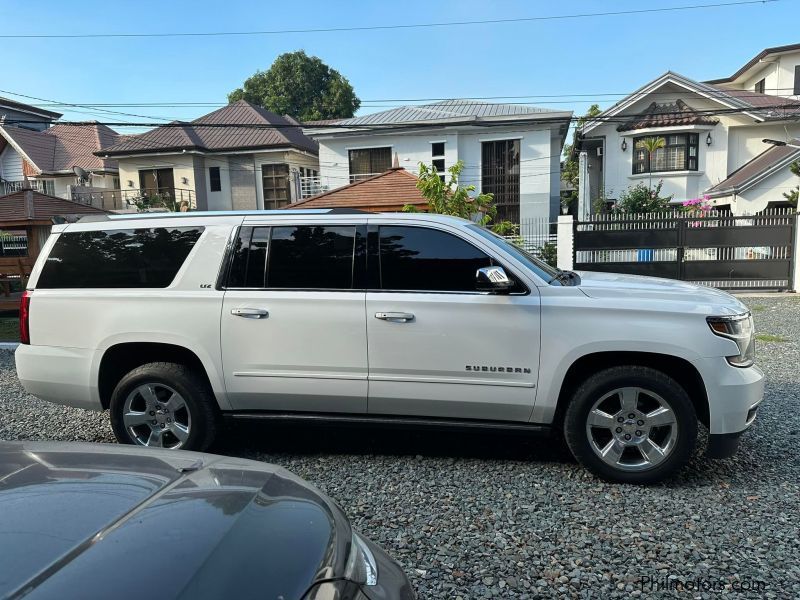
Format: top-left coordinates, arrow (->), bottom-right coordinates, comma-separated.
224,411 -> 553,434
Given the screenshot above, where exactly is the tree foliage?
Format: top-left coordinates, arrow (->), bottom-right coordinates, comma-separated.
613,181 -> 673,214
404,160 -> 497,226
783,160 -> 799,208
227,50 -> 360,121
561,104 -> 602,191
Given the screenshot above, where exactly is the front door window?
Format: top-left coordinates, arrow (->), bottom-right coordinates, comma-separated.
138,168 -> 175,200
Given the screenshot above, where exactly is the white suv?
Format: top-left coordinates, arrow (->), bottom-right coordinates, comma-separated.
15,210 -> 764,483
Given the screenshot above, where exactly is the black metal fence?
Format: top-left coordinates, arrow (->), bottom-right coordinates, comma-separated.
573,209 -> 795,290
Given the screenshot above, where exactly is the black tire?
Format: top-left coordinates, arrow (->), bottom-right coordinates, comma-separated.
563,366 -> 697,484
109,362 -> 218,452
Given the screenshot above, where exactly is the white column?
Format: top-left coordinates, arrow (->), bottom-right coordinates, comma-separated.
577,151 -> 590,220
792,212 -> 800,292
557,215 -> 574,271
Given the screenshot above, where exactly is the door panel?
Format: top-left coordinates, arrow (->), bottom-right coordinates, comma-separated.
221,291 -> 367,412
365,224 -> 540,421
366,293 -> 540,420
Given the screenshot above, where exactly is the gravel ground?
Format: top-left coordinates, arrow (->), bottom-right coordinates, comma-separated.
1,296 -> 799,598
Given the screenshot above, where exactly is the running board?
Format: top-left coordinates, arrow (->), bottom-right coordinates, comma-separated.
224,411 -> 553,434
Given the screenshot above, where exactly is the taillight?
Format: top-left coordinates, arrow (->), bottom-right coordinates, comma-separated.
19,290 -> 31,345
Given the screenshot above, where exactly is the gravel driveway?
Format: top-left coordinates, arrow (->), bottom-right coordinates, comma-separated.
1,296 -> 799,599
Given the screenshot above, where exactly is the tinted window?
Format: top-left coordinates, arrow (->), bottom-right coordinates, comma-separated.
227,226 -> 359,290
378,226 -> 493,292
268,226 -> 355,289
467,224 -> 558,284
37,227 -> 203,289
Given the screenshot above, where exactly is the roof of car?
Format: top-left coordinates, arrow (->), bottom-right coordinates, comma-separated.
0,441 -> 350,600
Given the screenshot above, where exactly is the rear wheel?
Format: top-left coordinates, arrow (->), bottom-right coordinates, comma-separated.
563,366 -> 697,484
109,362 -> 218,451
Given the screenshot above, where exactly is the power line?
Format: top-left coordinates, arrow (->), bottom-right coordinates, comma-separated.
0,0 -> 779,39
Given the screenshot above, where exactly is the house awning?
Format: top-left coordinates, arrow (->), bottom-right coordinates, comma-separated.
705,141 -> 800,198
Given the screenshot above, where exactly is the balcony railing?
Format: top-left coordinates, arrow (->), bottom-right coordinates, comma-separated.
71,188 -> 196,212
2,179 -> 54,196
299,174 -> 382,198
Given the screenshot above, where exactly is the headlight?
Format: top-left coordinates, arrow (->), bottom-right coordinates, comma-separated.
345,532 -> 378,586
707,313 -> 755,368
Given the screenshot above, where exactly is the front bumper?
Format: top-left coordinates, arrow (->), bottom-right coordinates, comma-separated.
691,356 -> 764,436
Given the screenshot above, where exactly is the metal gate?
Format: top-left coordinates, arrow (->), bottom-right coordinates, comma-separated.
573,209 -> 796,290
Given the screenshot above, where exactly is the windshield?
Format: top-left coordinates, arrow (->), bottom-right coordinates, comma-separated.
467,224 -> 562,285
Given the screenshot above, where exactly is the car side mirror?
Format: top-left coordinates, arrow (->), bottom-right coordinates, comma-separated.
476,266 -> 512,293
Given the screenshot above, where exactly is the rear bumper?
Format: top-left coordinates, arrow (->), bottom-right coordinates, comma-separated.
14,344 -> 102,411
691,356 -> 764,435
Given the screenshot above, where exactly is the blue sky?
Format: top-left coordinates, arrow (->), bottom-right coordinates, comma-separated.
1,0 -> 797,129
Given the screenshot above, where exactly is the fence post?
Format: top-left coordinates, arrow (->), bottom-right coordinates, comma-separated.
792,213 -> 800,293
557,215 -> 574,271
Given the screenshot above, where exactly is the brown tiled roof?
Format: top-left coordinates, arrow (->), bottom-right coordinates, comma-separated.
98,100 -> 318,157
0,189 -> 107,224
705,85 -> 800,117
289,168 -> 428,212
705,140 -> 800,197
616,100 -> 719,132
0,123 -> 120,174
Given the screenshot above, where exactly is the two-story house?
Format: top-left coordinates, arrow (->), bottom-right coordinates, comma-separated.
304,101 -> 572,222
96,100 -> 319,211
577,42 -> 800,215
0,96 -> 61,132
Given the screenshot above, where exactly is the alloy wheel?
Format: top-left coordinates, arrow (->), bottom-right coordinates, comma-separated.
585,386 -> 678,472
122,383 -> 191,449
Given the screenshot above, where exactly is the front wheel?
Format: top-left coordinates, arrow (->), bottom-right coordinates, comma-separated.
563,366 -> 697,484
109,362 -> 218,451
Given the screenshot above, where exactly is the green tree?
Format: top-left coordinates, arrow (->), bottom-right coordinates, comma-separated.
782,160 -> 799,208
403,160 -> 496,226
561,104 -> 602,202
228,50 -> 360,121
637,136 -> 666,190
613,181 -> 673,214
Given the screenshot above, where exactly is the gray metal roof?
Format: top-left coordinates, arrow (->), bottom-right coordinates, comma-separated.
326,100 -> 570,127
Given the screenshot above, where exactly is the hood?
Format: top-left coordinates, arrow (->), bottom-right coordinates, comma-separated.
575,270 -> 748,315
0,441 -> 351,600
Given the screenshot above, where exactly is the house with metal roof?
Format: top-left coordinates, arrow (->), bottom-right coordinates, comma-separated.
303,100 -> 573,222
0,96 -> 61,132
577,42 -> 800,215
96,100 -> 319,212
0,122 -> 121,203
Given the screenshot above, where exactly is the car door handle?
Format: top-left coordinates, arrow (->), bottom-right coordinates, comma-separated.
375,312 -> 415,323
231,308 -> 269,319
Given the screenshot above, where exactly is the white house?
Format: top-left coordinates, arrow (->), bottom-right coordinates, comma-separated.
304,100 -> 572,222
578,42 -> 800,215
97,100 -> 319,212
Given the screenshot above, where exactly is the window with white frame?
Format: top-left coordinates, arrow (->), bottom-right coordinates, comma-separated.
633,134 -> 699,174
348,147 -> 391,182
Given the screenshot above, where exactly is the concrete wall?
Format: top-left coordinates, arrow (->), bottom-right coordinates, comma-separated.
316,125 -> 559,220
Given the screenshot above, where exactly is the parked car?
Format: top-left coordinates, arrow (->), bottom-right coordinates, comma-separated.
15,210 -> 763,483
0,440 -> 415,600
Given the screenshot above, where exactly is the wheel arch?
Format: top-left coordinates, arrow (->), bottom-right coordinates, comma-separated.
98,342 -> 225,411
551,351 -> 709,429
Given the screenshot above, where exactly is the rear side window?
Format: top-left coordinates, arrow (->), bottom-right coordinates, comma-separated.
37,227 -> 203,289
378,226 -> 493,292
227,225 -> 362,290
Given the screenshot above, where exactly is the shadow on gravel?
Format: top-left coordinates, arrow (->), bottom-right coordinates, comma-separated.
214,420 -> 575,464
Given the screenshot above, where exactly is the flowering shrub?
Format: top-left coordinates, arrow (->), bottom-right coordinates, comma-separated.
681,195 -> 714,213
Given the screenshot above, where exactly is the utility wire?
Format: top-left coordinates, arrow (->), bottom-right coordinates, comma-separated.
0,0 -> 779,39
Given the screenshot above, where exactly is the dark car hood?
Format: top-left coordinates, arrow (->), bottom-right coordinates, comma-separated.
0,441 -> 351,600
